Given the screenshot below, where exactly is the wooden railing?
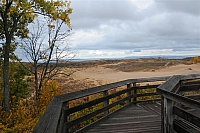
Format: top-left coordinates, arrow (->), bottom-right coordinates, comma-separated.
33,76 -> 170,133
157,74 -> 200,133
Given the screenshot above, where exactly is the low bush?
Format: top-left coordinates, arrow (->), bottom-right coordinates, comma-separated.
0,80 -> 62,132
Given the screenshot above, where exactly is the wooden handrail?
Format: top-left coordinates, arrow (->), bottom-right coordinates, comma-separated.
57,76 -> 170,102
33,97 -> 63,133
157,74 -> 200,133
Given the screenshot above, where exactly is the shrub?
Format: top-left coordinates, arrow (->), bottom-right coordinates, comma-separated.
10,64 -> 31,102
189,56 -> 200,64
0,80 -> 62,132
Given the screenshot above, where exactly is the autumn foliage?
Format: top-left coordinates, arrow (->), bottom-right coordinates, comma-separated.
189,56 -> 200,64
0,80 -> 62,132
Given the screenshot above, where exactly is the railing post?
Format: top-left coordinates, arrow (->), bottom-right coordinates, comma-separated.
103,90 -> 109,116
163,95 -> 174,133
176,81 -> 184,108
161,96 -> 164,133
127,83 -> 131,104
58,102 -> 70,133
179,81 -> 184,96
133,83 -> 137,104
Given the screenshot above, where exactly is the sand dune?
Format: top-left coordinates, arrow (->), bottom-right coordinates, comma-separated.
73,63 -> 200,83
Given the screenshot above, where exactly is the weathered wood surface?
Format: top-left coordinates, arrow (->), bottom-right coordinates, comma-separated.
66,96 -> 132,129
85,103 -> 162,133
33,97 -> 63,133
173,102 -> 200,133
174,106 -> 200,127
157,76 -> 180,93
180,84 -> 200,91
186,95 -> 200,101
177,74 -> 200,80
173,119 -> 200,133
157,74 -> 200,133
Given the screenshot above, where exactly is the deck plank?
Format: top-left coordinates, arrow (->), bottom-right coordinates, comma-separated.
85,103 -> 161,133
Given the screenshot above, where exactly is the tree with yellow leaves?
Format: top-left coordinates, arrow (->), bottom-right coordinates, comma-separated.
0,0 -> 72,112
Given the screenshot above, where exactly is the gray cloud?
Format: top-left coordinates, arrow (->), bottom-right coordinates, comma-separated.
71,0 -> 138,19
70,0 -> 143,29
156,0 -> 200,16
69,0 -> 200,57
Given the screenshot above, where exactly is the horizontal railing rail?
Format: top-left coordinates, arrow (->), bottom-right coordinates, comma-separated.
33,76 -> 170,133
173,106 -> 200,127
157,74 -> 200,133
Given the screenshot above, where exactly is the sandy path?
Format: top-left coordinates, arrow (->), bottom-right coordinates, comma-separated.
72,64 -> 200,83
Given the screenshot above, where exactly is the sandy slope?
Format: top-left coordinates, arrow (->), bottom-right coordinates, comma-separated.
72,63 -> 200,83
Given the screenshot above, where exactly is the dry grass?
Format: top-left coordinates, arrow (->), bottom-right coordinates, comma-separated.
105,59 -> 188,72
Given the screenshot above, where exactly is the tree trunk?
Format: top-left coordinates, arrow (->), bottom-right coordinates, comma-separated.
34,61 -> 39,99
3,41 -> 11,112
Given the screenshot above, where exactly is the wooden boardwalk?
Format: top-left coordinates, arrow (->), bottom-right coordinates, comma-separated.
33,74 -> 200,133
85,102 -> 162,133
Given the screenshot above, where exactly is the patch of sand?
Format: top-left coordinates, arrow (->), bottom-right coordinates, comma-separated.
72,64 -> 200,83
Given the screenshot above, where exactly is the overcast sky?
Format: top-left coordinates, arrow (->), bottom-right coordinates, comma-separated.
65,0 -> 200,59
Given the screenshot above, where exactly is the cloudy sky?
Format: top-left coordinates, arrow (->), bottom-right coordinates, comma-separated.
66,0 -> 200,59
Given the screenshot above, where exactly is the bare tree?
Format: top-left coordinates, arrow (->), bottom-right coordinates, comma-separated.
20,18 -> 75,99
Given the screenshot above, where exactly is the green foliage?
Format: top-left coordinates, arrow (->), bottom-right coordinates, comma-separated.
0,63 -> 30,105
10,63 -> 31,102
